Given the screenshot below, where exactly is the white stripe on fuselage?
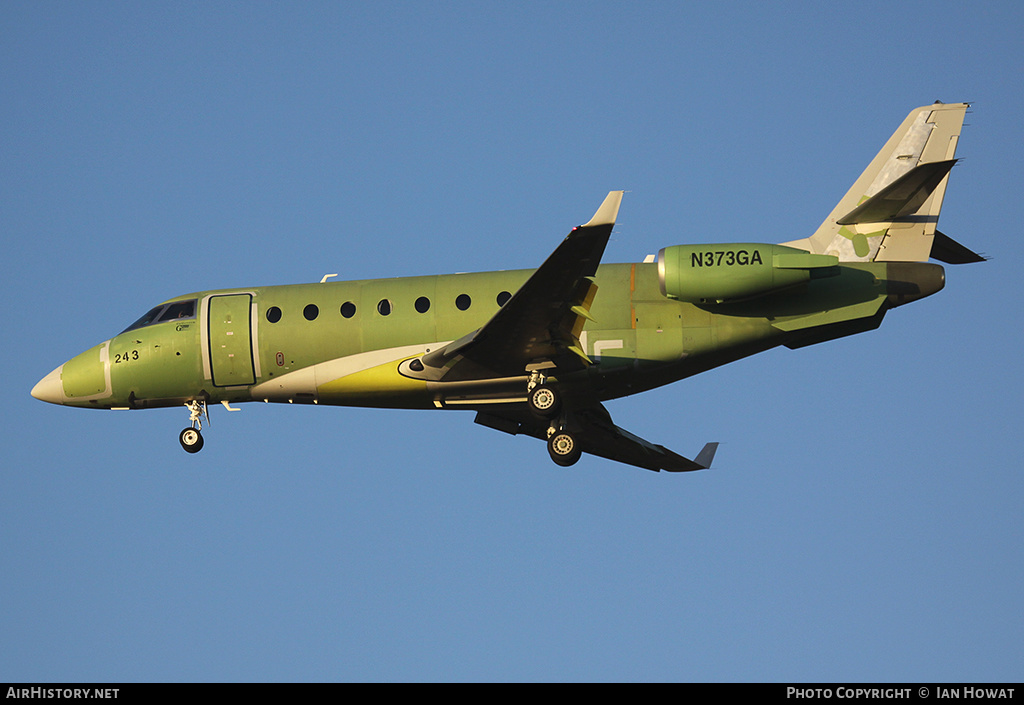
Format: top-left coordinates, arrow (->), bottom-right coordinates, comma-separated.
250,341 -> 451,401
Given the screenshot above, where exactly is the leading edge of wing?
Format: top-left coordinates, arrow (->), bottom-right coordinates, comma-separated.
422,191 -> 624,378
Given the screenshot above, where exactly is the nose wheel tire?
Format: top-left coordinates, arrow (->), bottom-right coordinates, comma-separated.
179,427 -> 204,453
528,385 -> 561,418
547,430 -> 581,467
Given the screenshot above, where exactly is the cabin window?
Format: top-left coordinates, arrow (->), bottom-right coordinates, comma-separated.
266,306 -> 282,323
496,291 -> 511,307
377,299 -> 392,316
415,296 -> 430,313
456,294 -> 471,311
340,301 -> 356,318
303,304 -> 319,321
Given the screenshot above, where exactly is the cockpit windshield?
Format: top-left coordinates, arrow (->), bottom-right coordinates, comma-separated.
121,299 -> 197,334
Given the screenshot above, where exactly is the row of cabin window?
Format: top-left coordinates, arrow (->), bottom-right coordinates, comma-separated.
265,291 -> 513,323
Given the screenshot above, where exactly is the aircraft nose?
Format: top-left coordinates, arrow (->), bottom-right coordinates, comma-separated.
31,365 -> 65,405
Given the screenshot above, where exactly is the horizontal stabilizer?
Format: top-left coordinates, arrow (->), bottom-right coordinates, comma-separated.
931,231 -> 986,264
837,159 -> 956,225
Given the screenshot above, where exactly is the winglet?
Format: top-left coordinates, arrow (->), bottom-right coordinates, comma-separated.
694,442 -> 719,470
662,441 -> 719,472
581,190 -> 624,228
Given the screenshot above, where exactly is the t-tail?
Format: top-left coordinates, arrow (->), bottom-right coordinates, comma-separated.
784,102 -> 984,265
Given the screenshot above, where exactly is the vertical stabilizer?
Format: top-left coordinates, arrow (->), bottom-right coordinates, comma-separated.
784,102 -> 968,263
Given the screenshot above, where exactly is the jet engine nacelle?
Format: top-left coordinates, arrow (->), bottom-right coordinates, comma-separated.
657,243 -> 838,304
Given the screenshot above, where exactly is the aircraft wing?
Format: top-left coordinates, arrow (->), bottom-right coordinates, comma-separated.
475,403 -> 719,473
421,191 -> 624,381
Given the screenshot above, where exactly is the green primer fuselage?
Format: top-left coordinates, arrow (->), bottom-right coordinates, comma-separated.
51,258 -> 940,413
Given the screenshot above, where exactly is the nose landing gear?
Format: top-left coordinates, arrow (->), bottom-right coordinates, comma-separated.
179,426 -> 204,453
179,400 -> 208,453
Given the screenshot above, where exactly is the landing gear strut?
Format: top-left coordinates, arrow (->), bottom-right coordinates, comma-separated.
179,400 -> 208,454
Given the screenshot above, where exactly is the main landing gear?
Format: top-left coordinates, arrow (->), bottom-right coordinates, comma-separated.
179,400 -> 208,454
526,371 -> 561,418
547,427 -> 582,467
527,372 -> 580,466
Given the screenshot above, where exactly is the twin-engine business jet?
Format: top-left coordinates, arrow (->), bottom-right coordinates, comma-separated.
32,103 -> 983,472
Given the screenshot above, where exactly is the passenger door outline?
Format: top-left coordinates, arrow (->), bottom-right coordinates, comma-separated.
206,294 -> 257,387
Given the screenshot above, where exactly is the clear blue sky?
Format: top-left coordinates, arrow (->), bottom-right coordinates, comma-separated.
3,1 -> 1021,682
